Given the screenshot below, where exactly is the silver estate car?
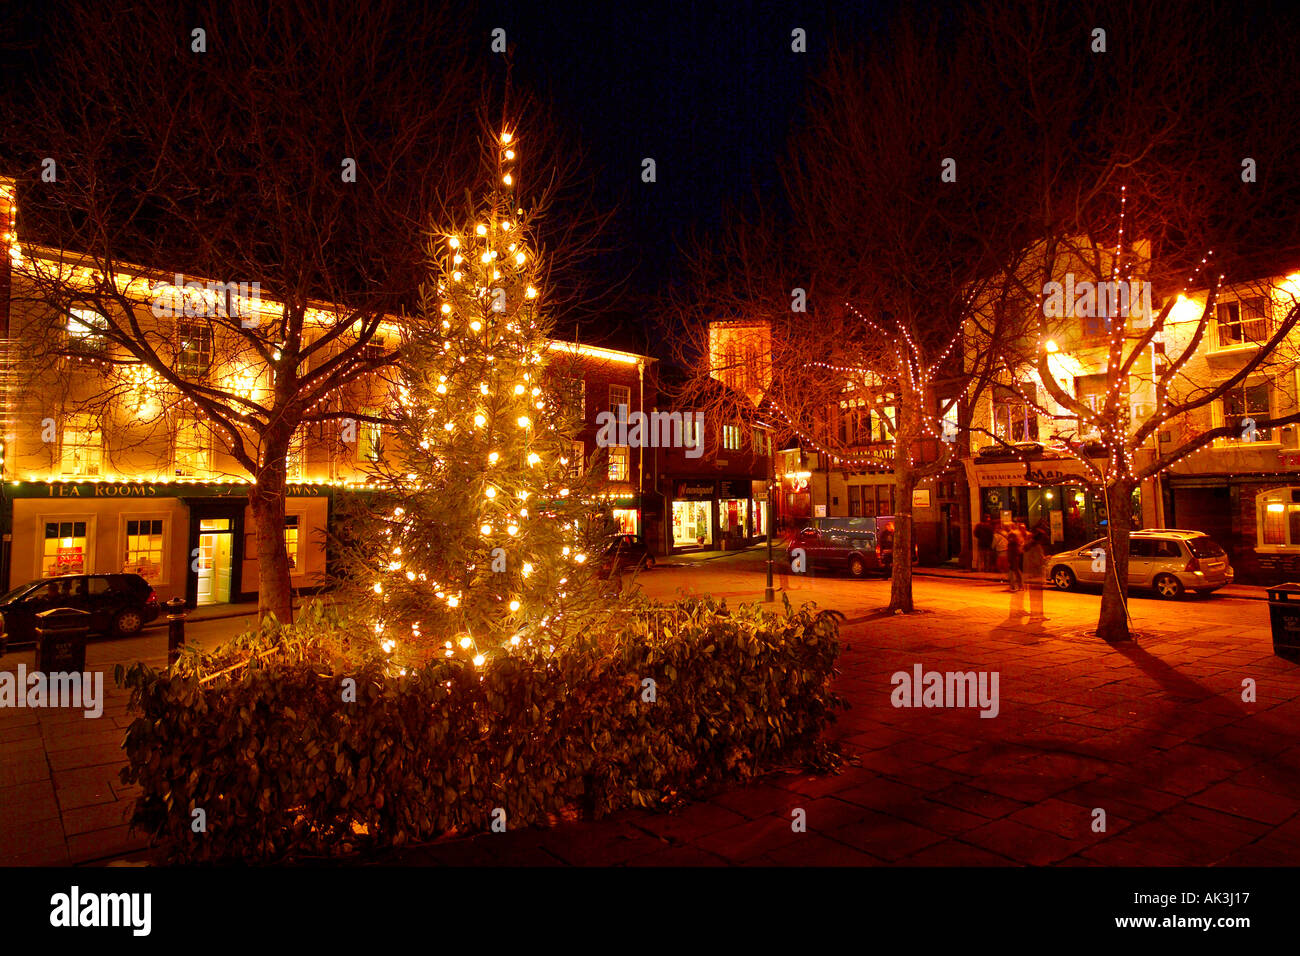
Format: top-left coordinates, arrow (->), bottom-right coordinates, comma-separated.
1046,529 -> 1233,599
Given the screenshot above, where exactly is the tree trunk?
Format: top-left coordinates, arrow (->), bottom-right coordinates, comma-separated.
250,448 -> 294,625
889,467 -> 916,613
1095,480 -> 1134,642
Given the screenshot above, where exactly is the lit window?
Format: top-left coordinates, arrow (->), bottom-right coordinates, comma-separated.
177,321 -> 214,377
174,409 -> 212,476
284,515 -> 300,570
608,445 -> 630,482
357,410 -> 383,463
286,428 -> 306,480
60,413 -> 102,476
125,519 -> 164,581
992,387 -> 1038,443
1220,381 -> 1272,444
66,308 -> 108,352
723,424 -> 741,451
570,440 -> 585,478
44,521 -> 87,577
1258,489 -> 1300,548
1217,297 -> 1270,348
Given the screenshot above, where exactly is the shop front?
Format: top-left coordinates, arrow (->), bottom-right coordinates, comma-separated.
965,458 -> 1122,550
671,480 -> 715,551
1,479 -> 331,607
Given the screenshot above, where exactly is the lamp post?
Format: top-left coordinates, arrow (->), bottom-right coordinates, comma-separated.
764,432 -> 776,602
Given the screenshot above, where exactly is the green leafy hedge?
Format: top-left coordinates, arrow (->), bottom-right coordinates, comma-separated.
116,596 -> 845,863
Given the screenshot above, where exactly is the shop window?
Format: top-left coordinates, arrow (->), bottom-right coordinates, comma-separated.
723,424 -> 742,451
284,515 -> 300,570
1219,381 -> 1272,444
609,385 -> 631,422
608,445 -> 630,482
174,409 -> 212,476
612,508 -> 639,535
1216,297 -> 1270,348
44,521 -> 88,577
125,519 -> 164,582
60,413 -> 102,476
177,320 -> 214,377
1259,488 -> 1300,547
719,498 -> 749,538
672,499 -> 712,548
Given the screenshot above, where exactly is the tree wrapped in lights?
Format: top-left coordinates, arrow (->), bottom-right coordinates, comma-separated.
339,129 -> 603,664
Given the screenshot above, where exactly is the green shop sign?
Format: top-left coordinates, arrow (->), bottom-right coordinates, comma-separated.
5,480 -> 330,499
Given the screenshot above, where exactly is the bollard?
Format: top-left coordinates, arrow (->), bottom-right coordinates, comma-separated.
166,597 -> 187,669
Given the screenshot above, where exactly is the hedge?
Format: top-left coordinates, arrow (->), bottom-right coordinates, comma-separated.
116,596 -> 846,863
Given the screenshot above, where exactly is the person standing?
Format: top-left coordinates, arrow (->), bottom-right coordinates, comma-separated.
1025,526 -> 1050,621
993,523 -> 1009,578
973,516 -> 994,572
1006,524 -> 1024,590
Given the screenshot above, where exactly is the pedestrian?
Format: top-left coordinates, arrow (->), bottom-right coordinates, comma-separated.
973,516 -> 994,572
1025,526 -> 1050,621
1006,524 -> 1024,590
993,524 -> 1009,577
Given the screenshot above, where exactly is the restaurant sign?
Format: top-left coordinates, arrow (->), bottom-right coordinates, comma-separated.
974,459 -> 1098,487
9,480 -> 328,498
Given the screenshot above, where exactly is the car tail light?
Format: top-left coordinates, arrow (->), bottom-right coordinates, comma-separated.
146,589 -> 158,604
1184,556 -> 1200,573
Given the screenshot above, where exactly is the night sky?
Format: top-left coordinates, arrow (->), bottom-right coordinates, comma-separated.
473,1 -> 886,348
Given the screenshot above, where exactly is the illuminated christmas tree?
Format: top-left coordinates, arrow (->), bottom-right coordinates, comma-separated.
344,128 -> 601,665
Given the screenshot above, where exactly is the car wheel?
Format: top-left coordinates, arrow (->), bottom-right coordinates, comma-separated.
1050,566 -> 1076,590
1153,573 -> 1185,600
848,555 -> 868,578
113,608 -> 144,637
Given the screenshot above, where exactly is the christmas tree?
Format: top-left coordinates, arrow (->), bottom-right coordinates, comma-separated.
343,127 -> 603,666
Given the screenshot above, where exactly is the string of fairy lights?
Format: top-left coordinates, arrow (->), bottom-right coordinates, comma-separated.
367,129 -> 591,668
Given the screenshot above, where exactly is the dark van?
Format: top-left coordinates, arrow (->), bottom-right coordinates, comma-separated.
787,515 -> 907,578
0,573 -> 159,647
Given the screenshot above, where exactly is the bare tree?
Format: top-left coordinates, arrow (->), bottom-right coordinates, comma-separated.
0,0 -> 485,621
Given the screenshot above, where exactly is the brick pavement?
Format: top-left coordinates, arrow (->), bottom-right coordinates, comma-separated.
5,590 -> 1300,866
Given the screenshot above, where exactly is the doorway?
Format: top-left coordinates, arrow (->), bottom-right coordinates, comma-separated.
196,517 -> 233,605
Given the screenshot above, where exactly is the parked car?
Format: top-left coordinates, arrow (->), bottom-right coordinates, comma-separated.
786,515 -> 916,578
1046,529 -> 1233,598
596,534 -> 656,578
0,573 -> 160,646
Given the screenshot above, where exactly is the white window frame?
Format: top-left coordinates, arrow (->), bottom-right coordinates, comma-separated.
609,384 -> 631,422
284,512 -> 304,571
39,515 -> 95,579
67,307 -> 108,351
173,409 -> 213,476
1214,378 -> 1277,447
1214,295 -> 1271,351
608,445 -> 630,482
60,413 -> 103,477
1257,488 -> 1300,551
121,514 -> 170,585
723,423 -> 742,451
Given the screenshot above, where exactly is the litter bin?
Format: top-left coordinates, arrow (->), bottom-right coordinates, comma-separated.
34,607 -> 91,673
1267,584 -> 1300,662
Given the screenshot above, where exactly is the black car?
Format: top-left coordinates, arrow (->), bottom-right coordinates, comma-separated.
0,573 -> 160,646
596,534 -> 656,577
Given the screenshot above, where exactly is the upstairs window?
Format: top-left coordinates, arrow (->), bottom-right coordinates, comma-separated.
66,308 -> 108,353
723,423 -> 742,451
1217,297 -> 1270,348
177,321 -> 214,377
607,445 -> 630,482
992,387 -> 1038,443
60,413 -> 102,476
174,409 -> 212,476
1220,381 -> 1272,444
609,385 -> 631,422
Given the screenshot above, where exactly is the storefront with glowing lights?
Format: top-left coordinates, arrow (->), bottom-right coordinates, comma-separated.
667,478 -> 767,552
0,478 -> 332,607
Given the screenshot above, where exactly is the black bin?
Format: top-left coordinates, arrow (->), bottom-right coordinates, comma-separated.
33,607 -> 91,673
1267,584 -> 1300,662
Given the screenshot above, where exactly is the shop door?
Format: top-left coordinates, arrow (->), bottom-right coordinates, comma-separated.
196,518 -> 233,605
